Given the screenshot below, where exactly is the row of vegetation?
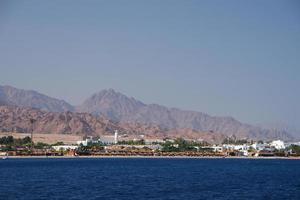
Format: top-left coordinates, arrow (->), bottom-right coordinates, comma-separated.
117,139 -> 146,145
221,137 -> 266,145
0,136 -> 66,151
0,136 -> 32,146
287,145 -> 300,155
161,138 -> 210,152
1,136 -> 300,156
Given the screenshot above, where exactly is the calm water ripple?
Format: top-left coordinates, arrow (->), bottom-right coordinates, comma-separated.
0,158 -> 299,200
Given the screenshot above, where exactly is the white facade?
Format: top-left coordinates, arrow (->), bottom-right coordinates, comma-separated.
52,145 -> 78,151
240,150 -> 249,157
251,143 -> 267,151
270,140 -> 285,150
76,138 -> 93,146
222,144 -> 249,151
114,130 -> 118,144
211,145 -> 223,153
99,135 -> 115,145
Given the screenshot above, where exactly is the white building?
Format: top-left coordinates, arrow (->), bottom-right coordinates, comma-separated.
270,140 -> 285,150
240,150 -> 249,157
222,144 -> 249,151
211,145 -> 223,153
99,135 -> 116,145
76,132 -> 120,146
76,138 -> 93,146
114,130 -> 118,144
251,143 -> 268,151
52,145 -> 78,151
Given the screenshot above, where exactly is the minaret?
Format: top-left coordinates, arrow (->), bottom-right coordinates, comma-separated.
114,130 -> 118,144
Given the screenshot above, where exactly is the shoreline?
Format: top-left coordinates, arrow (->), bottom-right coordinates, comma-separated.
2,155 -> 300,160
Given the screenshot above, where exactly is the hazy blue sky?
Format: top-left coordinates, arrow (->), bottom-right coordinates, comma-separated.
0,0 -> 299,128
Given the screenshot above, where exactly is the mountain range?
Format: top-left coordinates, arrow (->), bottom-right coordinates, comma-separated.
0,85 -> 73,112
0,106 -> 226,143
0,85 -> 295,141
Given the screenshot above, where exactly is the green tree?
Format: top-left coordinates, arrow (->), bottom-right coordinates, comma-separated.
22,136 -> 32,144
288,145 -> 300,155
51,142 -> 64,146
35,142 -> 49,149
0,136 -> 14,145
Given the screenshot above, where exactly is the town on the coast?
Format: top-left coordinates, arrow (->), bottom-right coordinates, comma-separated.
1,130 -> 300,158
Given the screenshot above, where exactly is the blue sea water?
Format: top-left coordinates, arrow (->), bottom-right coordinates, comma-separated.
0,158 -> 299,200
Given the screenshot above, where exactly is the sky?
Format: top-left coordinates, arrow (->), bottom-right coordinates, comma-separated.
0,0 -> 299,129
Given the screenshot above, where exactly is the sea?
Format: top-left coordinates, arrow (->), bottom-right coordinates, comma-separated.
0,158 -> 299,200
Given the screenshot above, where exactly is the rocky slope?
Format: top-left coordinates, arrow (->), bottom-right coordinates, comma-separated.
0,85 -> 293,141
0,106 -> 117,135
77,89 -> 145,121
0,85 -> 74,112
78,89 -> 293,141
0,106 -> 226,143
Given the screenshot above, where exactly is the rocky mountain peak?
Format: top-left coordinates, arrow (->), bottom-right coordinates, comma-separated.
0,85 -> 294,141
77,89 -> 145,121
0,85 -> 74,112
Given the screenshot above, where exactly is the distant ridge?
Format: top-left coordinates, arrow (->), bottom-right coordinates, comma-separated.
77,89 -> 145,121
0,85 -> 294,141
0,85 -> 74,112
0,105 -> 226,143
0,105 -> 118,135
77,89 -> 293,141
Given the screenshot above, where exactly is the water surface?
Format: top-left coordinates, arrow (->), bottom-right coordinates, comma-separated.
0,158 -> 299,200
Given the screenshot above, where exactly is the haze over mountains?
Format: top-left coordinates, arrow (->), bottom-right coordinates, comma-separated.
0,106 -> 118,135
0,85 -> 295,141
0,85 -> 74,112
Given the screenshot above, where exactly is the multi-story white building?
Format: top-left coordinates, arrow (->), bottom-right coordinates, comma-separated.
99,135 -> 116,145
222,144 -> 249,151
77,138 -> 93,146
270,140 -> 285,150
251,142 -> 268,151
